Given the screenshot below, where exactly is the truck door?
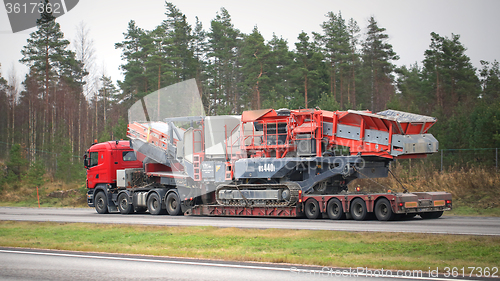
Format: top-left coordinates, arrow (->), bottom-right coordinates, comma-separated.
85,150 -> 108,188
85,150 -> 99,189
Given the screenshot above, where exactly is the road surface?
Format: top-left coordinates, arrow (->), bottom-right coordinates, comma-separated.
1,207 -> 499,236
0,247 -> 479,281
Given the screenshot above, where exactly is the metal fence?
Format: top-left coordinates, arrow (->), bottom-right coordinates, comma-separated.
394,148 -> 499,172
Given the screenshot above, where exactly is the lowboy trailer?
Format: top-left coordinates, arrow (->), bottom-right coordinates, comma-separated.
84,103 -> 451,221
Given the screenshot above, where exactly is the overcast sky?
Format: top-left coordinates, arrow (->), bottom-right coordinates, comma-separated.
1,0 -> 499,88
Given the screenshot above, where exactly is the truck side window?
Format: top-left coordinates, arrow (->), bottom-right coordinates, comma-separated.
89,152 -> 99,167
123,151 -> 137,161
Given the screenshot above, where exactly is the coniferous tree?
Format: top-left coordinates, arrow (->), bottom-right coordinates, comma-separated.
346,18 -> 361,108
294,31 -> 325,108
315,11 -> 350,108
20,0 -> 75,149
0,65 -> 9,153
192,16 -> 208,99
115,20 -> 148,104
206,8 -> 241,114
394,64 -> 425,113
361,16 -> 399,112
19,0 -> 85,162
479,60 -> 500,101
264,34 -> 294,108
239,26 -> 270,110
161,2 -> 197,83
422,32 -> 480,115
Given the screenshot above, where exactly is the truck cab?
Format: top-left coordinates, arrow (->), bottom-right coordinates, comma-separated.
84,140 -> 143,208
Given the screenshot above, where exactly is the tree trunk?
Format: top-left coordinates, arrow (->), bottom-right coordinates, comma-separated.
304,73 -> 308,108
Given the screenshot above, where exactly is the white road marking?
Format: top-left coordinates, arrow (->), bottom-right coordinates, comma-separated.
0,249 -> 480,281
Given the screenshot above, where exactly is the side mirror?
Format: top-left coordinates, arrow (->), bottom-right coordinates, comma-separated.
83,154 -> 88,169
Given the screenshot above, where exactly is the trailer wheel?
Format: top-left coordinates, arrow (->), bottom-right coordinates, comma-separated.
350,198 -> 368,221
95,192 -> 108,214
419,211 -> 443,219
147,193 -> 165,215
304,199 -> 321,219
166,192 -> 182,216
374,198 -> 394,221
327,198 -> 345,220
118,193 -> 134,215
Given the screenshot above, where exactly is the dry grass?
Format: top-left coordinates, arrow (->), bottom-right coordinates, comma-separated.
0,177 -> 87,207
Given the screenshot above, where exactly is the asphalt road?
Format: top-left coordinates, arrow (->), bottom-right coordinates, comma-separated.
0,248 -> 476,281
1,207 -> 499,235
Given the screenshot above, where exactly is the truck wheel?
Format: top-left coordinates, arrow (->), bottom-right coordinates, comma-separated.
350,198 -> 368,221
118,193 -> 134,215
95,192 -> 108,214
374,198 -> 394,221
419,211 -> 443,219
327,198 -> 345,220
166,192 -> 182,216
147,193 -> 165,215
304,199 -> 320,219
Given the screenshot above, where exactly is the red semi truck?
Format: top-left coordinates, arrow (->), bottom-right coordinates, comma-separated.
84,106 -> 451,220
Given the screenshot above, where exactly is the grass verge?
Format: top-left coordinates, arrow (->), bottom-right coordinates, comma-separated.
0,221 -> 499,273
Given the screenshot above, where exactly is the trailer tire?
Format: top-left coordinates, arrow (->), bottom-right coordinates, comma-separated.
304,199 -> 321,219
350,198 -> 368,221
166,192 -> 182,216
147,193 -> 165,215
95,192 -> 108,214
327,198 -> 345,220
374,198 -> 394,221
419,211 -> 443,219
118,193 -> 134,215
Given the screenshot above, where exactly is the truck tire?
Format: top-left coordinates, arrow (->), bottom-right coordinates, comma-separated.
327,198 -> 345,220
419,211 -> 443,219
166,192 -> 182,216
350,198 -> 368,221
304,199 -> 320,219
374,198 -> 394,221
147,193 -> 165,215
95,192 -> 108,214
118,193 -> 134,215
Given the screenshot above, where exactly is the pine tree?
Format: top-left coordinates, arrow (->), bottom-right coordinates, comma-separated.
20,0 -> 74,149
19,0 -> 85,162
115,20 -> 148,103
479,60 -> 500,101
361,16 -> 399,112
239,26 -> 271,110
0,65 -> 9,151
422,32 -> 480,114
316,11 -> 350,108
206,8 -> 241,114
264,34 -> 294,108
161,2 -> 196,83
346,18 -> 361,108
394,64 -> 426,114
294,31 -> 325,108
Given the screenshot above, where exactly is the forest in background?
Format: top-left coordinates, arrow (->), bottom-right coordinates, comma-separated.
0,1 -> 500,183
